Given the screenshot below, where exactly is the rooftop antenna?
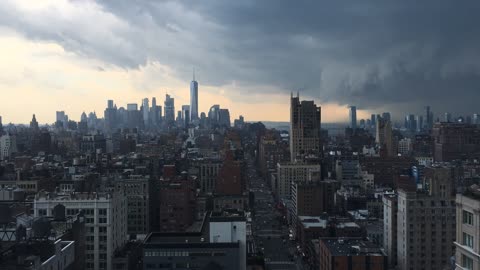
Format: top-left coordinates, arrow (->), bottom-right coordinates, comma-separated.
193,67 -> 195,81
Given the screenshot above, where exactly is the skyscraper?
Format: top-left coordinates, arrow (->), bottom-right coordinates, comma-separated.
104,100 -> 117,132
30,114 -> 39,131
182,105 -> 190,128
151,97 -> 158,126
164,94 -> 175,126
424,106 -> 433,130
376,116 -> 393,157
190,71 -> 199,121
444,112 -> 452,123
349,106 -> 357,130
371,114 -> 376,129
415,115 -> 423,133
218,109 -> 231,127
382,112 -> 391,122
289,92 -> 322,162
142,98 -> 149,127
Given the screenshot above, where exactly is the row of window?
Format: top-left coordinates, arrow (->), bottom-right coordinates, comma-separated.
463,210 -> 474,225
144,251 -> 226,257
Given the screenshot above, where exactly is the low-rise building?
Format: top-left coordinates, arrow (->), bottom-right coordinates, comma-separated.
318,238 -> 387,270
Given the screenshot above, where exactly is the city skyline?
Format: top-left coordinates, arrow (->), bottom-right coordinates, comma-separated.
1,1 -> 480,124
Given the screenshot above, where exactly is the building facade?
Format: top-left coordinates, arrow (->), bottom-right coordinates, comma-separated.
289,92 -> 322,162
34,192 -> 127,270
276,163 -> 321,199
396,166 -> 456,270
455,191 -> 480,270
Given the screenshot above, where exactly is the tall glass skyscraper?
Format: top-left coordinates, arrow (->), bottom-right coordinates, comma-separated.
349,106 -> 357,129
190,72 -> 199,121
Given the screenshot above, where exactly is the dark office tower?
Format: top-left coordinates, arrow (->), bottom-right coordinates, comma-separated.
0,116 -> 3,135
424,106 -> 433,130
405,114 -> 416,132
371,114 -> 376,129
208,105 -> 220,127
218,109 -> 231,127
190,71 -> 199,121
164,94 -> 175,126
182,105 -> 190,128
176,110 -> 182,127
200,112 -> 207,128
444,112 -> 452,123
376,116 -> 393,157
359,119 -> 365,129
416,115 -> 423,133
432,122 -> 480,162
142,98 -> 149,127
30,114 -> 39,131
382,112 -> 391,122
466,115 -> 472,124
290,92 -> 322,162
150,97 -> 158,126
349,106 -> 357,130
104,100 -> 117,132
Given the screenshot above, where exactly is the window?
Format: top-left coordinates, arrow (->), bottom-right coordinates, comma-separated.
99,209 -> 107,215
463,210 -> 473,225
99,217 -> 107,223
462,254 -> 473,270
99,226 -> 107,233
39,209 -> 47,216
463,232 -> 474,248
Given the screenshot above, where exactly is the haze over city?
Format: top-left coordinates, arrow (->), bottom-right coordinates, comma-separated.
1,1 -> 479,124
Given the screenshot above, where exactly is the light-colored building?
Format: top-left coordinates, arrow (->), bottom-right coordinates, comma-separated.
289,92 -> 322,162
34,191 -> 127,270
209,215 -> 247,270
0,134 -> 17,160
115,175 -> 150,235
276,162 -> 321,199
455,190 -> 480,270
396,165 -> 456,270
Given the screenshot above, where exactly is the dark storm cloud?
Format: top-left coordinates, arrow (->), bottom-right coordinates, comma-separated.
2,0 -> 480,117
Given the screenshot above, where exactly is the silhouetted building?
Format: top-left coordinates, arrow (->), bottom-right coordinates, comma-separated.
432,122 -> 480,162
164,94 -> 175,127
318,238 -> 387,270
349,106 -> 357,130
290,92 -> 322,162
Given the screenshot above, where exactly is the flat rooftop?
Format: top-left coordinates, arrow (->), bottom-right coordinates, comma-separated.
298,216 -> 327,229
322,238 -> 385,257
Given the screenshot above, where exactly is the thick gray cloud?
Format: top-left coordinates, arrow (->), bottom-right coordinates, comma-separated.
1,0 -> 480,118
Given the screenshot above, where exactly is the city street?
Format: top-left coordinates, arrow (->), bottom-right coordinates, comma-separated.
247,156 -> 307,270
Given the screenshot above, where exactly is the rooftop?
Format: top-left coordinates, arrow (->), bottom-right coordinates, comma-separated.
298,216 -> 328,229
336,222 -> 360,229
35,192 -> 112,201
321,238 -> 385,257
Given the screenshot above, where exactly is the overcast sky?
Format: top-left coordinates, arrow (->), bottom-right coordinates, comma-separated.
0,1 -> 479,124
